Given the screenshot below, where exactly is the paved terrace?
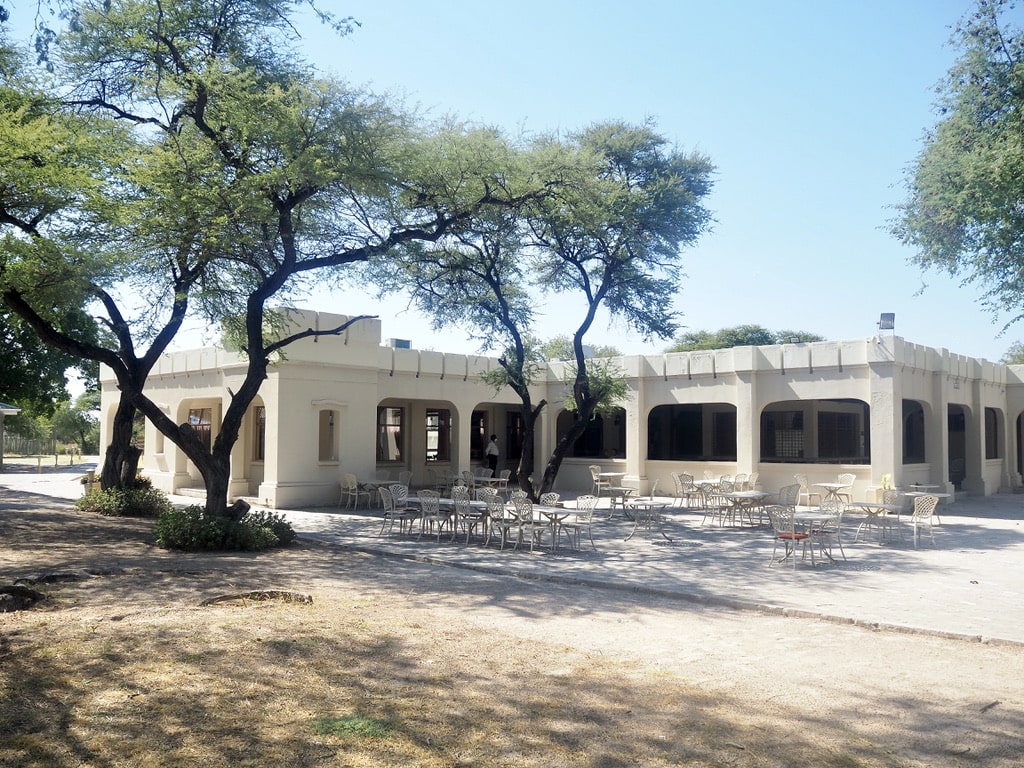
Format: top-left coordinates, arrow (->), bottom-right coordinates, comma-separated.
3,462 -> 1023,646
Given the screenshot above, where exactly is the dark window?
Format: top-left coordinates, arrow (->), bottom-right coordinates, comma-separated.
557,408 -> 627,458
377,406 -> 404,463
425,408 -> 451,462
648,404 -> 734,460
903,400 -> 925,463
253,406 -> 266,461
505,410 -> 525,461
985,407 -> 1001,459
470,410 -> 487,461
188,408 -> 212,451
818,411 -> 859,459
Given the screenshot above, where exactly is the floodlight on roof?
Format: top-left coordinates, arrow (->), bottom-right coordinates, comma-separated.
878,313 -> 895,331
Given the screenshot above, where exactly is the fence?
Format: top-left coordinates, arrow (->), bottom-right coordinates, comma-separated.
2,435 -> 61,457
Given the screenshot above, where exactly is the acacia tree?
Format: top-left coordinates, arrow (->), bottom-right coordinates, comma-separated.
527,121 -> 714,493
894,0 -> 1024,322
385,121 -> 714,496
11,0 -> 518,516
665,325 -> 824,352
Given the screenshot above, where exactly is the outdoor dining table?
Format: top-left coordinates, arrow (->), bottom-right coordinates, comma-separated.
622,498 -> 672,542
849,501 -> 903,543
815,482 -> 852,502
715,490 -> 770,526
793,509 -> 840,565
532,504 -> 574,552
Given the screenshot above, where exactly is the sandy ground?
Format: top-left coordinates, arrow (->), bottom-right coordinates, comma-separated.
2,463 -> 1023,765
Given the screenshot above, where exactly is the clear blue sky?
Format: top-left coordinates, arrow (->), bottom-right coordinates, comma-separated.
291,0 -> 1019,360
11,1 -> 1019,361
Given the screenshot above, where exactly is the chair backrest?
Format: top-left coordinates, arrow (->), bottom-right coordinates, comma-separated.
475,467 -> 493,478
733,473 -> 748,489
499,469 -> 512,480
462,470 -> 475,485
539,492 -> 560,506
476,487 -> 498,502
486,495 -> 507,520
417,489 -> 441,514
451,484 -> 470,501
575,494 -> 599,521
378,486 -> 394,512
342,473 -> 357,491
588,465 -> 602,482
794,473 -> 810,489
837,472 -> 856,486
766,505 -> 797,536
648,478 -> 660,498
718,479 -> 734,494
777,483 -> 801,507
819,498 -> 844,521
912,494 -> 940,520
511,497 -> 533,523
509,489 -> 528,501
397,470 -> 413,487
389,483 -> 408,507
703,470 -> 716,481
882,489 -> 900,506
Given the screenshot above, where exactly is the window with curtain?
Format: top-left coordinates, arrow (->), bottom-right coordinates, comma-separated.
377,406 -> 404,462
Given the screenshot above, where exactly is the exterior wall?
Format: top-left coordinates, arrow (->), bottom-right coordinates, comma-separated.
99,313 -> 1024,507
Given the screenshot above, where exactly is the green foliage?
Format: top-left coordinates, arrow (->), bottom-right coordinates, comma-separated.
154,505 -> 296,552
76,484 -> 174,518
666,325 -> 825,352
1001,340 -> 1024,364
309,713 -> 393,740
560,358 -> 629,418
893,0 -> 1024,322
540,334 -> 621,360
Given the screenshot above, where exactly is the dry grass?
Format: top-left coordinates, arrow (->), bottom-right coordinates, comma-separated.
1,495 -> 1006,767
3,582 -> 882,768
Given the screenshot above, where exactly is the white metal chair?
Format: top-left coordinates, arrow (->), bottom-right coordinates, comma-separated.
563,494 -> 600,550
589,465 -> 611,497
510,497 -> 541,551
339,473 -> 370,509
808,499 -> 846,561
416,489 -> 452,542
793,474 -> 820,509
907,494 -> 940,548
766,504 -> 810,568
836,472 -> 857,504
377,486 -> 417,535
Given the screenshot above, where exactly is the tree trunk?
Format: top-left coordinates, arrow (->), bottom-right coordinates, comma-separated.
100,396 -> 140,490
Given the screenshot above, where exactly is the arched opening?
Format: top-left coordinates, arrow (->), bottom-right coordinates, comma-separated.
647,403 -> 736,461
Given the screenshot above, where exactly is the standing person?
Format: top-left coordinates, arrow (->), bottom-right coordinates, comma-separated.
485,434 -> 499,475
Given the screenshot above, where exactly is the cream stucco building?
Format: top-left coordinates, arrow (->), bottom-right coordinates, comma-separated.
100,309 -> 1024,508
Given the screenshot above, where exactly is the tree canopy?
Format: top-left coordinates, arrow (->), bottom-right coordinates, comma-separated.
666,325 -> 824,352
893,0 -> 1024,325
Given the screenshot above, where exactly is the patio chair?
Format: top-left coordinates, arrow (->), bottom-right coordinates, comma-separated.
766,504 -> 810,568
794,474 -> 820,508
417,489 -> 452,542
494,468 -> 512,497
589,465 -> 612,497
808,499 -> 846,561
733,473 -> 748,491
454,485 -> 485,542
398,470 -> 413,488
539,491 -> 560,506
339,473 -> 371,509
377,486 -> 417,535
702,479 -> 732,526
562,494 -> 600,550
907,494 -> 940,548
485,494 -> 516,550
510,497 -> 541,552
747,472 -> 760,490
836,472 -> 857,504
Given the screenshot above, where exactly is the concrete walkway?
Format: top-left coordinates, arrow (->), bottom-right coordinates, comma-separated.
4,461 -> 1023,646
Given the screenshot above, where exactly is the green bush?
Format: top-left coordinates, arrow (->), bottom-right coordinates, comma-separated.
76,485 -> 174,518
154,505 -> 297,552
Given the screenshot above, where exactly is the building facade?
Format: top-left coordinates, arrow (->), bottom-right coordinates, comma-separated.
99,309 -> 1024,507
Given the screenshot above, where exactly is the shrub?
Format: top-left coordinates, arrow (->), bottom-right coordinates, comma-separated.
76,485 -> 174,518
154,505 -> 297,552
